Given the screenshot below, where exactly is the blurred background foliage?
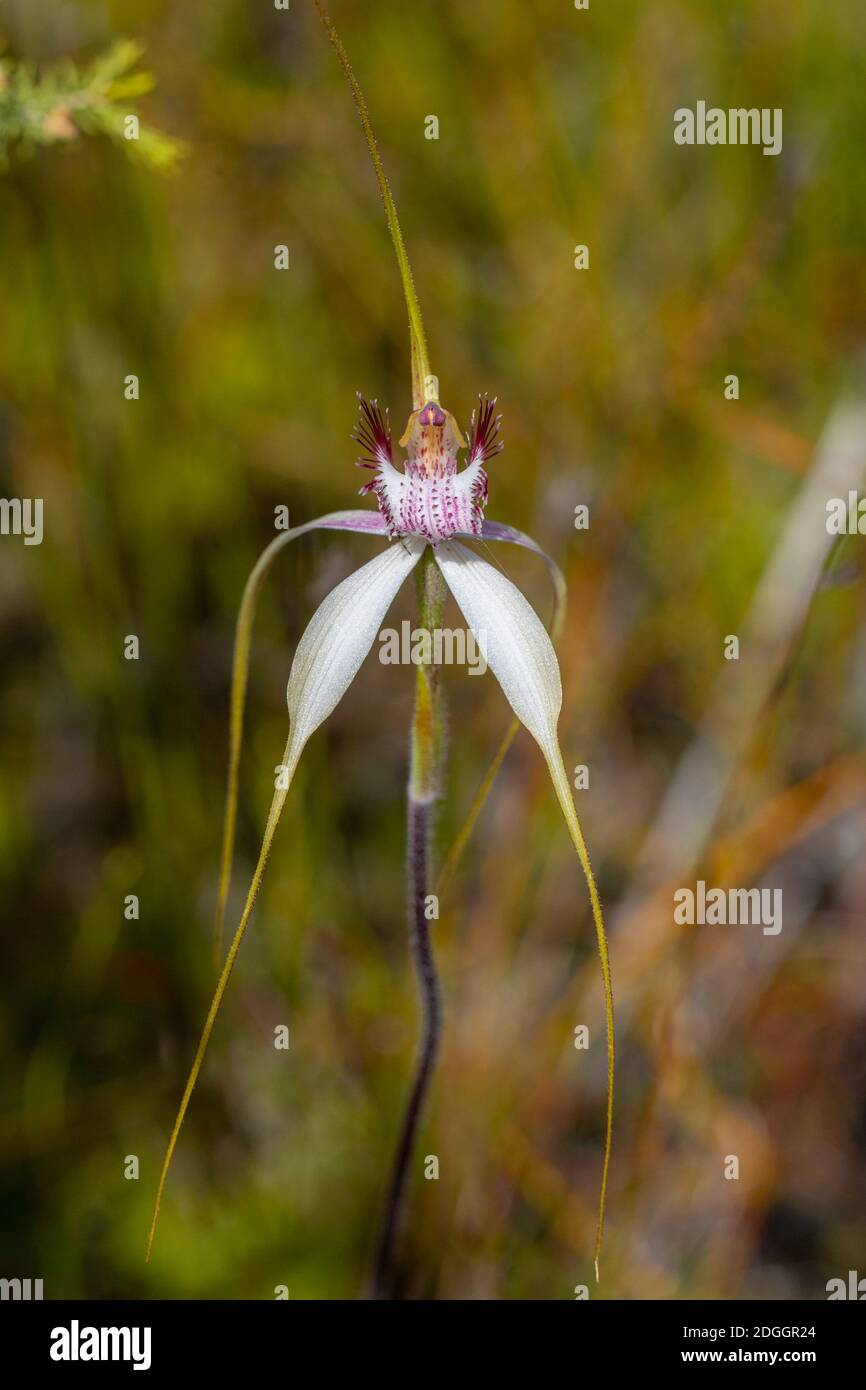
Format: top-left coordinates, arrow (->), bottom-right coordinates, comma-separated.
0,37 -> 184,170
1,0 -> 865,1299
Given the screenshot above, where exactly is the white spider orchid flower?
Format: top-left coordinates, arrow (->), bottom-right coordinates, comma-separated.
280,392 -> 594,896
286,393 -> 569,778
147,0 -> 614,1293
147,389 -> 614,1280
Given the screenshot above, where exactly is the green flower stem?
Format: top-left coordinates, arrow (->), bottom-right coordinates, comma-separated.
409,552 -> 446,800
372,549 -> 445,1297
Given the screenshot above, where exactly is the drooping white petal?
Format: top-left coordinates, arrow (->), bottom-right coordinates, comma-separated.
434,539 -> 562,756
286,536 -> 425,763
435,537 -> 614,1280
478,519 -> 567,643
148,531 -> 424,1262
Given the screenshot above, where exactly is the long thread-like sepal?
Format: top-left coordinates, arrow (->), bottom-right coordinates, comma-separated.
212,511 -> 390,969
543,742 -> 614,1282
147,735 -> 301,1262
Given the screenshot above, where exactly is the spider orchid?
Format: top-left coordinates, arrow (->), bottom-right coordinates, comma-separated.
285,389 -> 578,828
147,1 -> 613,1293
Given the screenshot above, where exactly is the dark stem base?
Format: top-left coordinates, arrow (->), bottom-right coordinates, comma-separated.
371,794 -> 441,1299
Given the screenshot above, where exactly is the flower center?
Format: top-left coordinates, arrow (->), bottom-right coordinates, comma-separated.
354,393 -> 502,543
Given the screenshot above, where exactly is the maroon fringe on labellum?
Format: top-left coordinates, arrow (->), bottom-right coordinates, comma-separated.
353,394 -> 393,475
467,394 -> 504,466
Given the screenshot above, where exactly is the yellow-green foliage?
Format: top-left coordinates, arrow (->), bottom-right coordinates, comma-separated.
0,40 -> 183,171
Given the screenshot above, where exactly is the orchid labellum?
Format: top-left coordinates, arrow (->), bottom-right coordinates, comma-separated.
147,1 -> 614,1295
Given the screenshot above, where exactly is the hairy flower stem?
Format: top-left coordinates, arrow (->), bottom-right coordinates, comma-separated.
372,551 -> 445,1297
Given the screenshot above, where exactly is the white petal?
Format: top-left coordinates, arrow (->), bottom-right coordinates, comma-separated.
478,519 -> 567,643
434,539 -> 562,754
436,539 -> 614,1274
286,536 -> 425,760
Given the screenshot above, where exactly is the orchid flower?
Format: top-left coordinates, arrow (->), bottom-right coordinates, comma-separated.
147,0 -> 614,1294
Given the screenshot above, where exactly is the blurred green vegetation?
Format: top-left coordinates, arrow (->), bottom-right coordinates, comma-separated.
0,38 -> 184,170
1,0 -> 865,1299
